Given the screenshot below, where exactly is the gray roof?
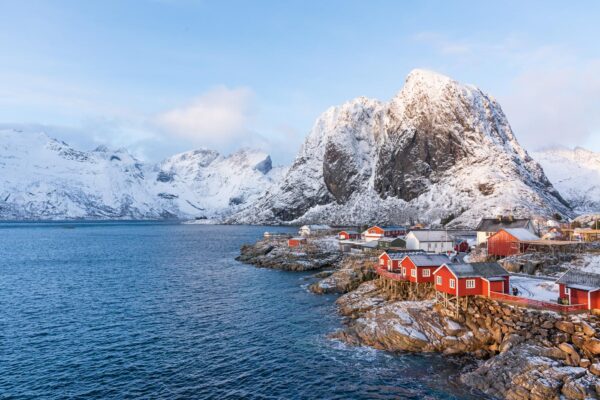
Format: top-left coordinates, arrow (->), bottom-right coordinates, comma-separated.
442,262 -> 508,278
386,249 -> 427,260
476,218 -> 531,232
408,230 -> 454,243
502,228 -> 539,241
340,230 -> 359,234
406,254 -> 450,267
557,270 -> 600,290
378,237 -> 405,243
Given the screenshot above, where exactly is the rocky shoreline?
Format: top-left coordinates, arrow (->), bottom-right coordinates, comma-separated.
238,237 -> 600,399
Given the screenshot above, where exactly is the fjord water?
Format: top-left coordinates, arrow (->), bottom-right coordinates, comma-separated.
0,222 -> 483,399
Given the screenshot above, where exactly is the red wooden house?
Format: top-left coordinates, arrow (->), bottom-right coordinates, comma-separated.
364,225 -> 407,241
400,254 -> 450,283
378,250 -> 426,272
338,230 -> 360,240
433,262 -> 510,297
487,228 -> 539,257
288,237 -> 307,248
557,270 -> 600,310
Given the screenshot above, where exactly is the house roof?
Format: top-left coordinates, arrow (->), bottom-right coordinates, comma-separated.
501,228 -> 540,241
441,262 -> 508,278
385,249 -> 427,260
406,254 -> 450,267
381,225 -> 406,231
476,218 -> 531,232
339,230 -> 359,235
557,270 -> 600,290
378,237 -> 405,243
408,230 -> 454,243
300,224 -> 331,230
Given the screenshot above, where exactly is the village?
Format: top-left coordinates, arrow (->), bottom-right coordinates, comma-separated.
282,217 -> 600,315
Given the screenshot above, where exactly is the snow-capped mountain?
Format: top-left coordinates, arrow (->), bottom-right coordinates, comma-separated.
533,147 -> 600,213
231,69 -> 571,227
0,129 -> 283,220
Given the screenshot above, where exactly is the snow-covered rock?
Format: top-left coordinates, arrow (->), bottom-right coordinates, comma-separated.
232,69 -> 571,227
533,147 -> 600,214
0,129 -> 283,220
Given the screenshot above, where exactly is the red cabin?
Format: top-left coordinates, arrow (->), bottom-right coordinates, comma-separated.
400,254 -> 450,283
557,270 -> 600,310
487,228 -> 539,257
454,240 -> 470,253
288,237 -> 307,248
338,230 -> 360,240
378,250 -> 427,273
433,262 -> 510,297
364,225 -> 407,241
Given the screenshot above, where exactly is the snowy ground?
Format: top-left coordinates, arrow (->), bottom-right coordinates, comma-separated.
576,254 -> 600,274
509,276 -> 559,302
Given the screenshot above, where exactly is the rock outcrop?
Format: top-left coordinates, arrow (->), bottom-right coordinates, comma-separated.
334,280 -> 600,399
236,236 -> 342,271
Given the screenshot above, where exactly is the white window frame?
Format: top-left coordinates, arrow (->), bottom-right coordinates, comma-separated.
565,287 -> 571,296
466,279 -> 476,289
449,279 -> 456,289
411,269 -> 417,278
402,267 -> 407,276
380,258 -> 384,266
436,276 -> 442,285
422,269 -> 431,277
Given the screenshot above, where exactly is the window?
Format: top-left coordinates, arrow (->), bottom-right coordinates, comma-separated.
436,276 -> 442,285
565,288 -> 571,296
411,269 -> 416,277
423,269 -> 431,277
466,279 -> 476,289
388,260 -> 392,268
449,279 -> 456,289
380,258 -> 384,266
402,267 -> 407,276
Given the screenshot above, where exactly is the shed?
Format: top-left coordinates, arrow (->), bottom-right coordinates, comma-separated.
288,237 -> 307,248
338,230 -> 360,240
476,217 -> 535,245
487,228 -> 540,257
557,270 -> 600,310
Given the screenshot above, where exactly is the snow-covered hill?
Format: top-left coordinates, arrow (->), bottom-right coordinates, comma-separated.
533,147 -> 600,213
231,69 -> 572,227
0,129 -> 283,220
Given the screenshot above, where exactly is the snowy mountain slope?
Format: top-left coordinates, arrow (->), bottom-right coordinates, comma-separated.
532,147 -> 600,213
0,129 -> 283,220
231,69 -> 572,227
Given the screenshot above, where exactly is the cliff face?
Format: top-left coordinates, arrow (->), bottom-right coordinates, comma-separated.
232,69 -> 571,227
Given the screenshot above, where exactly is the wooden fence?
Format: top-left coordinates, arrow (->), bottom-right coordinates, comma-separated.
488,291 -> 587,314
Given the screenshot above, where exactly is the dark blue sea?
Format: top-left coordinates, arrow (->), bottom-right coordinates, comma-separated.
0,222 -> 485,399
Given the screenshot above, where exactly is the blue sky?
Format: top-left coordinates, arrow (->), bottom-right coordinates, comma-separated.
1,0 -> 599,163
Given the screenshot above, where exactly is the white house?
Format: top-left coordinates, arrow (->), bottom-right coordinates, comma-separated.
406,230 -> 454,253
299,224 -> 331,237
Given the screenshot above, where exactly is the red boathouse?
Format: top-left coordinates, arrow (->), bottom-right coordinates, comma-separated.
338,230 -> 360,240
400,254 -> 450,283
433,262 -> 510,297
288,237 -> 307,248
487,228 -> 540,258
557,270 -> 600,310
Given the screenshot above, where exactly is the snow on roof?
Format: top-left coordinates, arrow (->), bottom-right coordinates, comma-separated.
442,262 -> 508,278
406,254 -> 450,267
339,230 -> 359,234
557,270 -> 600,290
381,225 -> 406,231
476,218 -> 531,232
378,237 -> 405,242
503,228 -> 540,241
408,230 -> 454,243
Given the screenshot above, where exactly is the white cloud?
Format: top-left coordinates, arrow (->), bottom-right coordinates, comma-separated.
155,86 -> 255,147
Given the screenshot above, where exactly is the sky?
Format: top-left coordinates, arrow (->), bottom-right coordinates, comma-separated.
0,0 -> 599,163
